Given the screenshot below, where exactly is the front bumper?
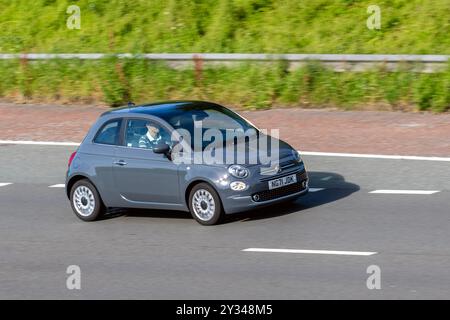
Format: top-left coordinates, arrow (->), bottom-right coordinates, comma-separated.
221,168 -> 309,214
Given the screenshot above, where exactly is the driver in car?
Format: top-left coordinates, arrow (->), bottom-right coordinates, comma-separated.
139,122 -> 163,149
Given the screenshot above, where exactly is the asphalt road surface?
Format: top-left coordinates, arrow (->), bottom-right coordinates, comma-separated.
0,144 -> 449,299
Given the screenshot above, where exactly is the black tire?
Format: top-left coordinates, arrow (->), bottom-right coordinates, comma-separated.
188,183 -> 224,226
70,179 -> 106,222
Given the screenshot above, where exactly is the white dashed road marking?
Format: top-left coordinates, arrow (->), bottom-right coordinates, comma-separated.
0,183 -> 12,187
243,248 -> 377,256
49,184 -> 65,188
309,188 -> 325,192
369,190 -> 440,195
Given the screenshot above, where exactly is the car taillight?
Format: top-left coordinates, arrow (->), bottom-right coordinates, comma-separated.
68,151 -> 77,167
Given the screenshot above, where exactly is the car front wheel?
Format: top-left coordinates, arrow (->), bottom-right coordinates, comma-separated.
189,183 -> 224,225
70,179 -> 106,221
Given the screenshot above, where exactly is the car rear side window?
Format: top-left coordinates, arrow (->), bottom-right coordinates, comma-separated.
94,119 -> 122,145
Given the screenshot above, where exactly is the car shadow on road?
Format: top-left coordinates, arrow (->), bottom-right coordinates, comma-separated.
103,171 -> 359,223
104,207 -> 191,221
225,171 -> 360,223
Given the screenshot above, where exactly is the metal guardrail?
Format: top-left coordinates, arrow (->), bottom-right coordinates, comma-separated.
1,53 -> 447,72
0,53 -> 448,62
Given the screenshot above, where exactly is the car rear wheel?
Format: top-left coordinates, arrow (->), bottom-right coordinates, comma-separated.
70,179 -> 106,221
189,183 -> 223,225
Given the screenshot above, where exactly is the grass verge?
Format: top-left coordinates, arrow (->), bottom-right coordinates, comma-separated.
0,58 -> 448,112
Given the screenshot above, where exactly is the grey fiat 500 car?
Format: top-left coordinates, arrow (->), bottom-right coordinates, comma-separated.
66,101 -> 309,225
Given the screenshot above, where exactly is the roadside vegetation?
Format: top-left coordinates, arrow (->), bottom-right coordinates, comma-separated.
1,0 -> 448,54
0,0 -> 448,111
0,58 -> 448,112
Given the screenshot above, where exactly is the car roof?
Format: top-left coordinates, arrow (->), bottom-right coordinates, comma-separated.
101,100 -> 224,118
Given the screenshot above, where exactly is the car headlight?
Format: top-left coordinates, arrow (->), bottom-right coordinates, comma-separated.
228,165 -> 249,179
292,149 -> 302,163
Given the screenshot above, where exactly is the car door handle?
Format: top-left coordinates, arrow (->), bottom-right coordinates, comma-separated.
113,160 -> 127,166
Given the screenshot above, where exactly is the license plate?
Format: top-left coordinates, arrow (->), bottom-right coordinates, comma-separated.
268,174 -> 297,190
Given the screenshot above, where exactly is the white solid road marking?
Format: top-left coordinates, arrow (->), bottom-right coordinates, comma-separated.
0,183 -> 12,187
309,188 -> 325,192
0,140 -> 80,146
243,248 -> 377,256
1,140 -> 450,162
370,189 -> 440,195
301,151 -> 450,162
49,184 -> 65,188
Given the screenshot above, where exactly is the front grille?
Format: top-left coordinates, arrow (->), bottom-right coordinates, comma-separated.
259,166 -> 304,182
252,179 -> 307,202
280,160 -> 296,169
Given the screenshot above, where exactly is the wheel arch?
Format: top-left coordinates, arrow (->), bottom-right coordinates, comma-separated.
184,179 -> 223,210
66,174 -> 97,198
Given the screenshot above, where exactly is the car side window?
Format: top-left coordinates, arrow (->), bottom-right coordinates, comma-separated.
125,119 -> 172,150
94,119 -> 122,145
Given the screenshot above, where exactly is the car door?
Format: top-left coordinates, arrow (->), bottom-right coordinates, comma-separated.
85,118 -> 123,207
112,118 -> 180,206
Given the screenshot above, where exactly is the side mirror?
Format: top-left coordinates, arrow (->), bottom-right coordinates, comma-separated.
153,143 -> 170,156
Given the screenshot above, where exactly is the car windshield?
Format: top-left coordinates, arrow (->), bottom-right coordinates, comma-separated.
156,104 -> 258,149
